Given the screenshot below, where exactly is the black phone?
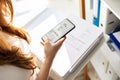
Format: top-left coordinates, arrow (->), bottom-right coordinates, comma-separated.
41,18 -> 75,43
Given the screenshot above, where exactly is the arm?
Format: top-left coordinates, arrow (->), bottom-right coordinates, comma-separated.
36,37 -> 66,80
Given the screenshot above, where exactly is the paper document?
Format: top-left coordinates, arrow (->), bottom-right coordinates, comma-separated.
51,16 -> 103,77
28,14 -> 103,77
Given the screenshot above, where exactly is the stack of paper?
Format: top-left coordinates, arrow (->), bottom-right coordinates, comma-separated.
51,16 -> 103,78
28,12 -> 103,78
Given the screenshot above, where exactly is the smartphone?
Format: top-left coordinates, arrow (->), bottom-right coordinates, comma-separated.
41,18 -> 75,43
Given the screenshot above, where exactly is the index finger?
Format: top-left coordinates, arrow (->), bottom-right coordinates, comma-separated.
54,36 -> 66,46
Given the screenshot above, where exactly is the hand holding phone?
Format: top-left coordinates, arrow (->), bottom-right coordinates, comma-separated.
41,18 -> 75,43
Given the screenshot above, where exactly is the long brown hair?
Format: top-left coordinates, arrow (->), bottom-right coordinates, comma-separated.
0,0 -> 36,71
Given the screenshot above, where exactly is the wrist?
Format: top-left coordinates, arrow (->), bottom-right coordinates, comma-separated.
44,54 -> 55,63
43,58 -> 53,65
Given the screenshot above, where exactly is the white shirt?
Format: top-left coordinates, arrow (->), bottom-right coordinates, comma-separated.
0,65 -> 32,80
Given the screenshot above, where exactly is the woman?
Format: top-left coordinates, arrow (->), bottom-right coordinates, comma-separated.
0,0 -> 66,80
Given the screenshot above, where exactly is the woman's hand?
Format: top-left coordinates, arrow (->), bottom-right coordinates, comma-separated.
37,37 -> 66,80
42,37 -> 66,62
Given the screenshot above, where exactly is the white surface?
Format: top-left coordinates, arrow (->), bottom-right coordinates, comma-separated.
12,0 -> 48,27
101,42 -> 120,77
99,1 -> 120,34
48,0 -> 80,17
102,0 -> 120,20
88,63 -> 100,80
90,50 -> 110,80
106,64 -> 119,80
90,40 -> 120,79
12,0 -> 80,27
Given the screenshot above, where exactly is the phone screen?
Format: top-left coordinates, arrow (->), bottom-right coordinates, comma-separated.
41,18 -> 75,43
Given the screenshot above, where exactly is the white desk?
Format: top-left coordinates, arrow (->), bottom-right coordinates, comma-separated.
23,8 -> 105,80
